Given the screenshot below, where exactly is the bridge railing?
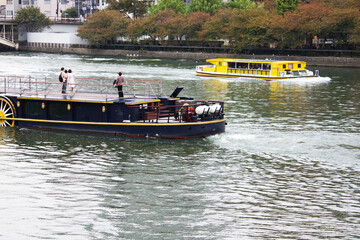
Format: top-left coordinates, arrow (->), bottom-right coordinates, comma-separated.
0,14 -> 85,23
0,15 -> 15,21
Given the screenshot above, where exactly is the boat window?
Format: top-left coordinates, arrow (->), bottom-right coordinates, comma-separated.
238,63 -> 248,69
298,64 -> 301,68
219,62 -> 222,66
292,71 -> 299,76
263,64 -> 271,70
299,70 -> 307,76
283,64 -> 286,68
228,62 -> 236,68
254,63 -> 261,69
288,63 -> 293,69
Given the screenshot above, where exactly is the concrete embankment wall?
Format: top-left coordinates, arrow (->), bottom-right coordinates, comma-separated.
20,46 -> 360,67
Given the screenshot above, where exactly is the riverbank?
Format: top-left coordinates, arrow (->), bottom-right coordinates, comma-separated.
20,46 -> 360,67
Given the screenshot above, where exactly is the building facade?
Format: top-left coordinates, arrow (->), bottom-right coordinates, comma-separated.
3,0 -> 108,18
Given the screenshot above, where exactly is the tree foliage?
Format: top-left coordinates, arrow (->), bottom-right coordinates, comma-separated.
276,0 -> 299,15
107,0 -> 148,18
75,0 -> 360,50
229,9 -> 272,49
77,10 -> 131,45
188,0 -> 224,14
61,8 -> 77,18
270,0 -> 359,48
148,0 -> 187,14
226,0 -> 263,10
199,9 -> 234,41
15,6 -> 52,32
127,10 -> 177,41
350,18 -> 360,45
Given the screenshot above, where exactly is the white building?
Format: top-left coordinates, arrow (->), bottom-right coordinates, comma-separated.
26,23 -> 89,47
4,0 -> 74,18
4,0 -> 108,18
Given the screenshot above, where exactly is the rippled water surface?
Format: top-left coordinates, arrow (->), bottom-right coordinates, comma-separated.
0,52 -> 359,239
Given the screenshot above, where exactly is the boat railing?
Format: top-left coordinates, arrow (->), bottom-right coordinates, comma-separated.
227,67 -> 271,76
130,100 -> 225,123
0,75 -> 167,100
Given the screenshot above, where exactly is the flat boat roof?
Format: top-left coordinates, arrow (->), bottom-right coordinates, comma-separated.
206,58 -> 306,63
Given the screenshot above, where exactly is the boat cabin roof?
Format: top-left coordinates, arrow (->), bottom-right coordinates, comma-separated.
206,58 -> 306,64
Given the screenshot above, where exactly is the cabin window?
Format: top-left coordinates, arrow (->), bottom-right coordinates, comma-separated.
283,64 -> 286,68
254,63 -> 261,69
292,71 -> 299,76
299,70 -> 307,76
288,63 -> 293,69
219,62 -> 222,66
228,62 -> 236,68
238,63 -> 248,69
263,64 -> 271,70
298,64 -> 301,68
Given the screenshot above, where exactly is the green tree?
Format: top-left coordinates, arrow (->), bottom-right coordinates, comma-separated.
276,0 -> 299,15
15,6 -> 52,32
77,10 -> 131,45
226,0 -> 263,10
148,0 -> 187,14
107,0 -> 148,19
188,0 -> 224,14
61,8 -> 77,18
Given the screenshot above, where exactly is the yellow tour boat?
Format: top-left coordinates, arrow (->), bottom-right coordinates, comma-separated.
196,58 -> 320,81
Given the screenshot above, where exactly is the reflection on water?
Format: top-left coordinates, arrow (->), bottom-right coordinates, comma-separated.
0,53 -> 360,239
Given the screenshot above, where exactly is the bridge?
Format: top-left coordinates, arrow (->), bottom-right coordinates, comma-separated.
0,16 -> 18,50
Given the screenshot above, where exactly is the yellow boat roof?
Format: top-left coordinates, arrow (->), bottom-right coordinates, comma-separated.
206,58 -> 306,64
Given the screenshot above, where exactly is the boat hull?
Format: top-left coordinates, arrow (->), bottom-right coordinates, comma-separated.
196,71 -> 319,81
14,118 -> 226,139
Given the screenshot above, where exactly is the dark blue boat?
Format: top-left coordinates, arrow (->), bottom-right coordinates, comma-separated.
0,76 -> 226,138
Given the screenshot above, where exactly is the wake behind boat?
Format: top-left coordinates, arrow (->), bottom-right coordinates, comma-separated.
0,75 -> 226,139
196,58 -> 321,81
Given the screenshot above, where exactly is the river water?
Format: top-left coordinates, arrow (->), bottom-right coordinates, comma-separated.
0,52 -> 359,239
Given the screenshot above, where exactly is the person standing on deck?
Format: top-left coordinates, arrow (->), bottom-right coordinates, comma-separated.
62,68 -> 68,94
114,72 -> 125,98
67,69 -> 75,93
60,67 -> 67,94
